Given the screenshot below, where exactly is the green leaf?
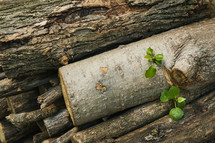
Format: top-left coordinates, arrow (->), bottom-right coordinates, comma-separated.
178,97 -> 186,103
144,55 -> 151,60
155,60 -> 162,66
177,101 -> 186,109
160,91 -> 169,102
146,47 -> 153,55
169,107 -> 184,121
168,86 -> 180,99
145,65 -> 156,78
155,54 -> 163,61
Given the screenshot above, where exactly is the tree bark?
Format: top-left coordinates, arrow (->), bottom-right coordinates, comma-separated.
43,109 -> 73,137
59,18 -> 215,126
0,0 -> 213,78
6,104 -> 59,128
38,85 -> 62,109
112,90 -> 215,143
0,119 -> 39,143
0,98 -> 10,120
71,83 -> 215,143
42,127 -> 78,143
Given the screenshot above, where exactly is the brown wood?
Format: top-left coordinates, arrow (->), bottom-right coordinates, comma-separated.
60,18 -> 215,126
0,0 -> 213,78
6,104 -> 59,128
38,85 -> 62,109
112,90 -> 215,143
42,127 -> 78,143
71,83 -> 215,143
0,98 -> 10,120
43,108 -> 73,137
0,119 -> 38,143
33,131 -> 49,143
7,90 -> 39,113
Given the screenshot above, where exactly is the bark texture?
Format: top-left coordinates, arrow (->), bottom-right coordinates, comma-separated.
43,109 -> 73,137
113,90 -> 215,143
60,18 -> 215,126
0,0 -> 213,78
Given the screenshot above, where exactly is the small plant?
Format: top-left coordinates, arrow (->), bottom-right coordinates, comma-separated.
144,47 -> 163,78
160,86 -> 186,120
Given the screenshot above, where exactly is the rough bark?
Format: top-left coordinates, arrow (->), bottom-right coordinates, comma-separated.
33,131 -> 49,143
0,119 -> 38,143
0,74 -> 57,98
42,127 -> 78,143
6,104 -> 59,128
59,18 -> 215,126
113,90 -> 215,143
38,85 -> 62,109
43,108 -> 73,137
7,90 -> 39,113
71,83 -> 215,143
0,0 -> 213,78
0,98 -> 10,120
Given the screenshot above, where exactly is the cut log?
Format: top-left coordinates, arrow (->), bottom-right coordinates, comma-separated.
33,131 -> 49,143
43,108 -> 73,137
0,0 -> 214,78
60,18 -> 215,126
6,104 -> 59,128
0,98 -> 10,120
6,90 -> 39,113
42,127 -> 78,143
38,85 -> 62,109
71,83 -> 215,143
0,119 -> 39,143
113,90 -> 215,143
0,74 -> 57,98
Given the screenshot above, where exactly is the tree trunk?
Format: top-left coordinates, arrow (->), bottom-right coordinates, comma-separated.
112,90 -> 215,143
59,18 -> 215,126
43,109 -> 73,137
0,0 -> 214,78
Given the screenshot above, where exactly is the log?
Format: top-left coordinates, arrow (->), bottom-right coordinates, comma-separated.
71,83 -> 215,143
6,104 -> 59,128
0,74 -> 57,98
59,18 -> 215,126
43,108 -> 73,137
0,98 -> 10,120
33,131 -> 49,143
113,90 -> 215,143
6,90 -> 39,113
0,119 -> 39,143
0,0 -> 214,78
38,85 -> 62,109
42,127 -> 78,143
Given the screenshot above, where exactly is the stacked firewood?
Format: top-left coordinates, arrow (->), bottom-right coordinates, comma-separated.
0,0 -> 215,143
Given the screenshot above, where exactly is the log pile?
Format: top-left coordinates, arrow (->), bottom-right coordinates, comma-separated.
0,0 -> 215,143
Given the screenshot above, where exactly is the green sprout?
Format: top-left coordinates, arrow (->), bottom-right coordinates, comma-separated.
144,47 -> 163,78
160,86 -> 186,121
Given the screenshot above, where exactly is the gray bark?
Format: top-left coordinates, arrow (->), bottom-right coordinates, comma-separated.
0,0 -> 213,78
113,90 -> 215,143
59,18 -> 215,126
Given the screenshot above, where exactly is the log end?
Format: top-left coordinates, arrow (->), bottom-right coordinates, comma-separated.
59,68 -> 76,126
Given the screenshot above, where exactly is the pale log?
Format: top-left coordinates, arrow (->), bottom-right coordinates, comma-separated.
43,108 -> 73,137
38,85 -> 62,109
6,104 -> 59,128
60,18 -> 215,126
113,90 -> 215,143
0,0 -> 214,78
71,83 -> 215,143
